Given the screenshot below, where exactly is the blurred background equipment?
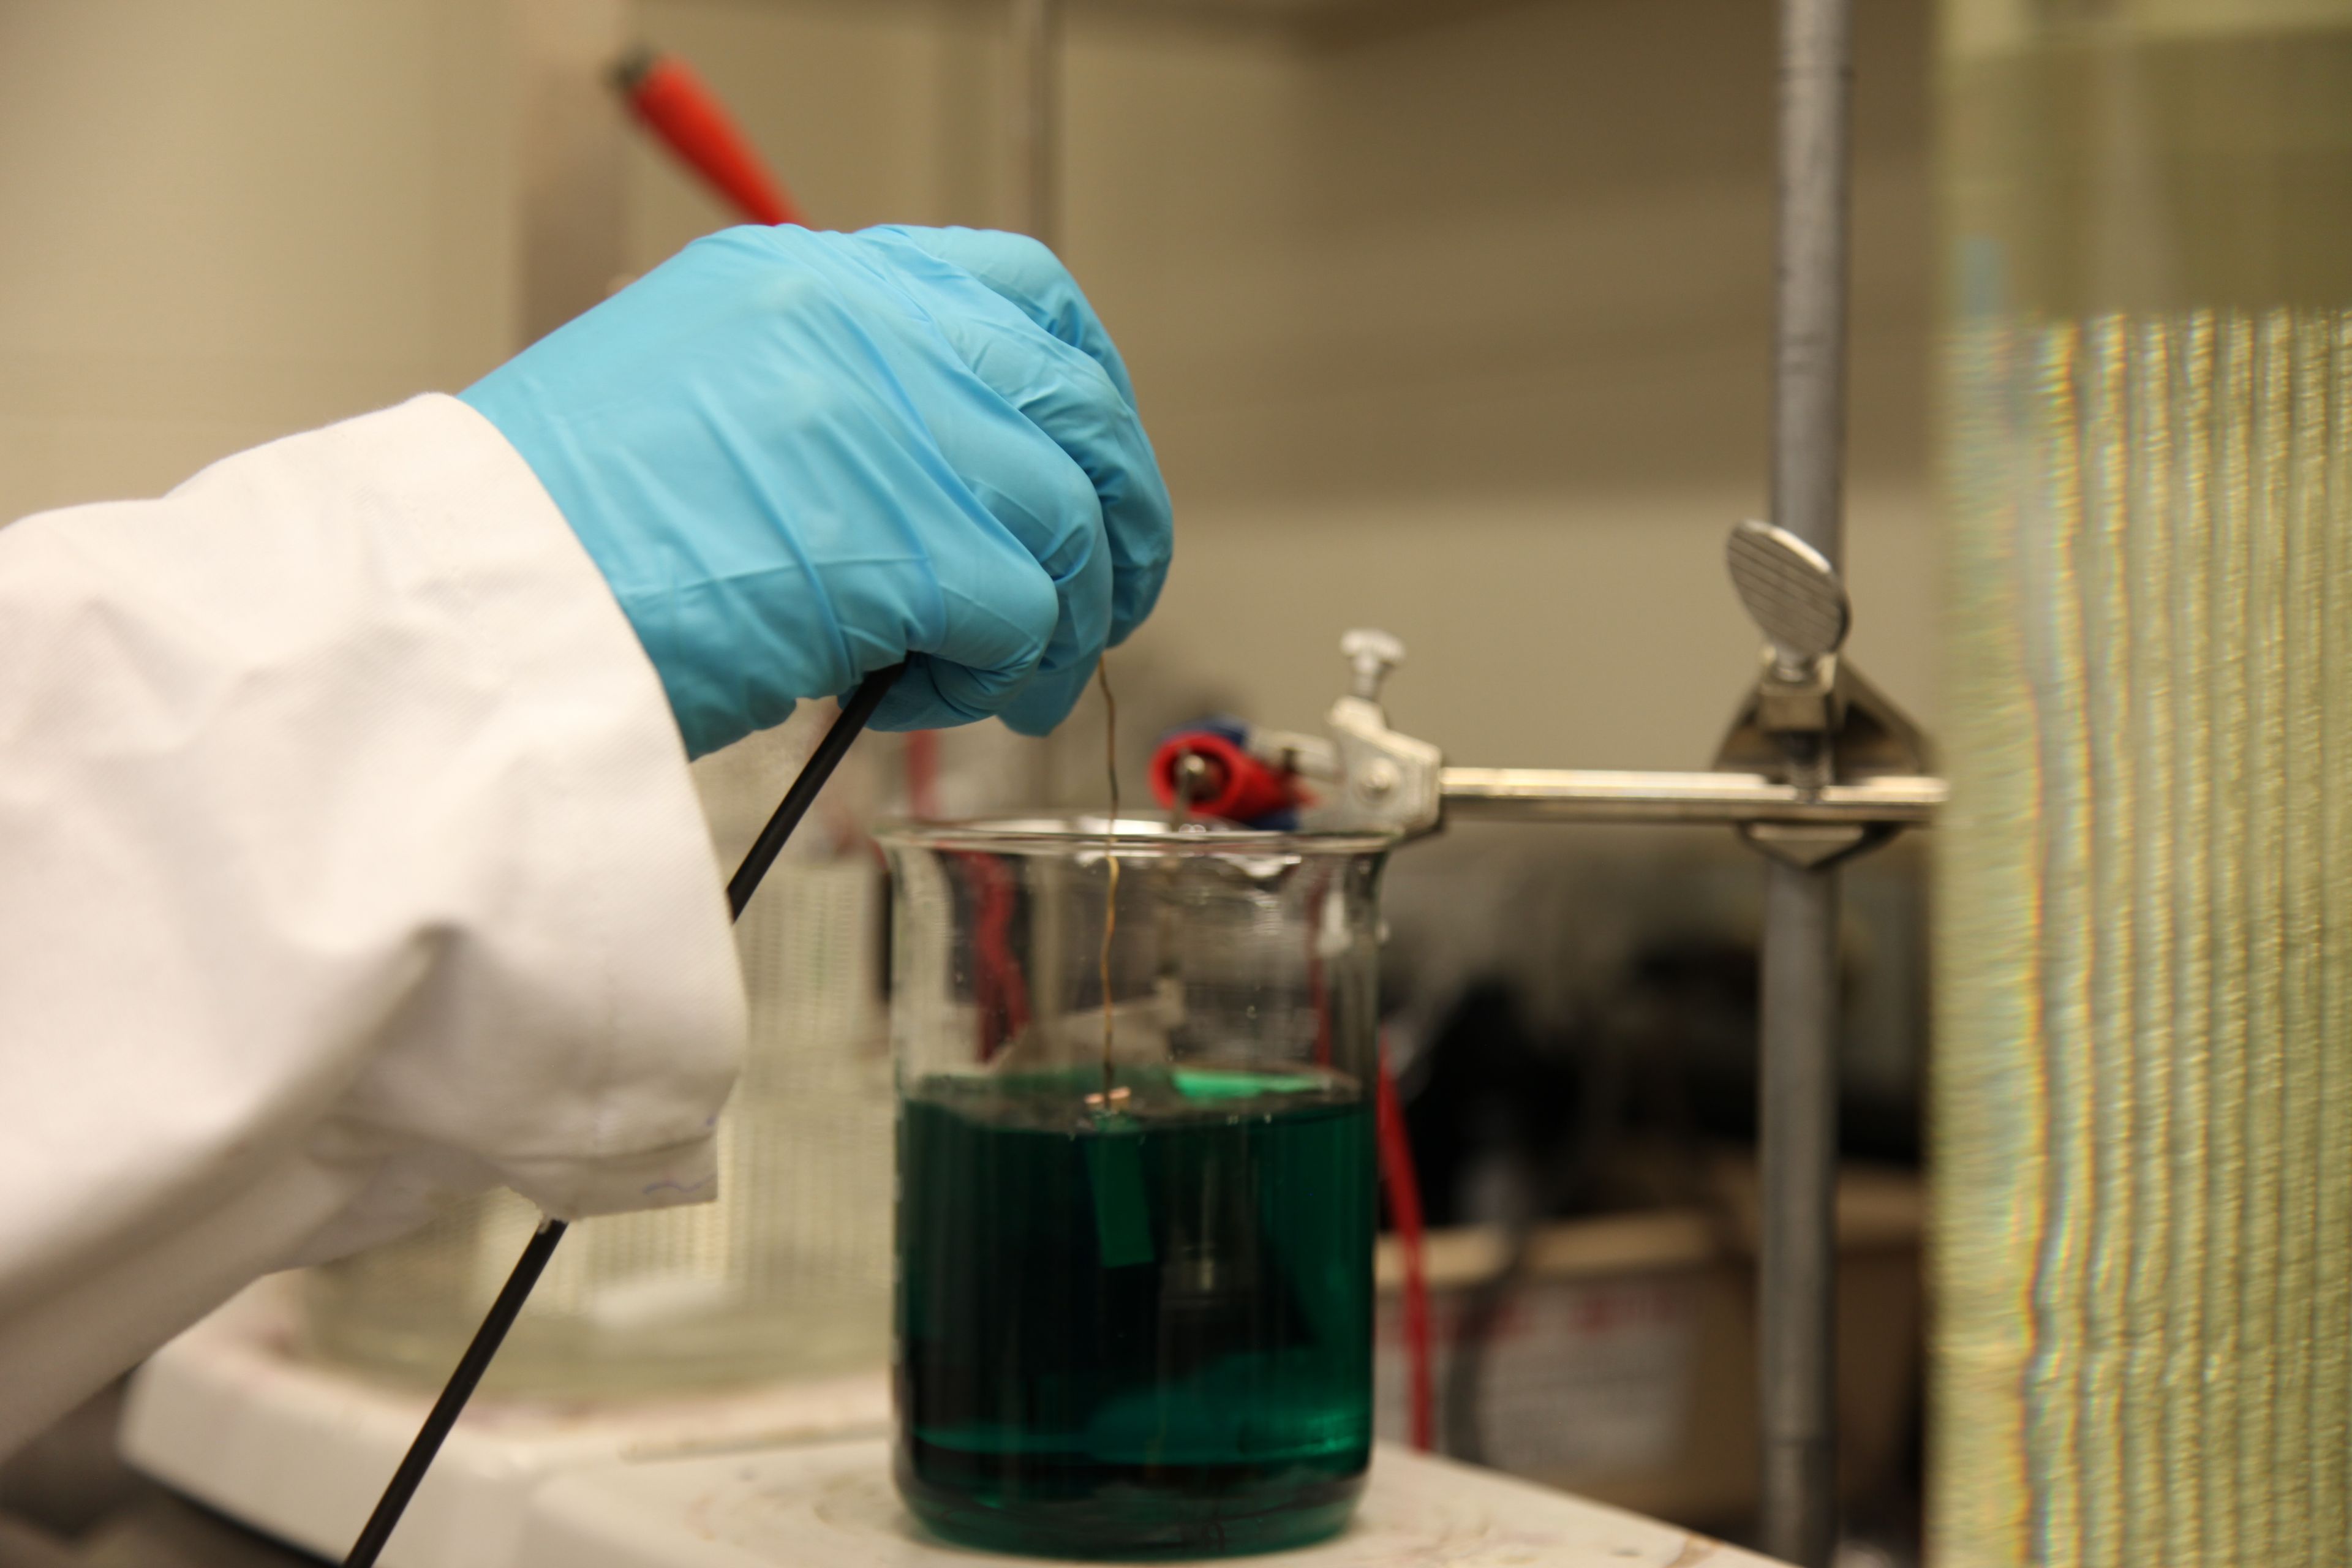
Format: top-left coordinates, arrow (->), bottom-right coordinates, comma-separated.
1936,3 -> 2352,1566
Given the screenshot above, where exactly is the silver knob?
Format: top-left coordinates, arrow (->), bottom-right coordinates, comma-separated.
1726,519 -> 1849,673
1341,628 -> 1406,703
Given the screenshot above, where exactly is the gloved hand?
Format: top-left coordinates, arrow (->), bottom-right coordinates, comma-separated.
459,224 -> 1173,756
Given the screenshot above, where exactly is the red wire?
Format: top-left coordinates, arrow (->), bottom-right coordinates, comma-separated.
967,854 -> 1029,1061
1376,1035 -> 1433,1450
905,731 -> 941,820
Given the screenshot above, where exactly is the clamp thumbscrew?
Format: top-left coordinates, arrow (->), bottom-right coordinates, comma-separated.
1341,629 -> 1406,703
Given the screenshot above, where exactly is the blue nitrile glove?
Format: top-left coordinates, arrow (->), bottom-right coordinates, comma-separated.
458,224 -> 1173,757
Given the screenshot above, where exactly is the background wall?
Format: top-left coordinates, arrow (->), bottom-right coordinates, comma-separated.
0,1 -> 515,518
0,0 -> 1938,775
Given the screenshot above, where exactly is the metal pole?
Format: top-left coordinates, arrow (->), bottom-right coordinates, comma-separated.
1009,0 -> 1061,251
1771,0 -> 1853,565
1759,0 -> 1853,1564
1438,767 -> 1942,826
1759,861 -> 1842,1566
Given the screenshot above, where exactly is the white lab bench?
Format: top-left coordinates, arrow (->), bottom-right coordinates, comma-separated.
123,1281 -> 1775,1568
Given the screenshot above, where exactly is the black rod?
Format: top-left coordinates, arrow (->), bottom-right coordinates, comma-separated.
729,665 -> 903,918
340,1216 -> 566,1566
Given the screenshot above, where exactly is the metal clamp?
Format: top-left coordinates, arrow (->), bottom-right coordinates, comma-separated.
1713,519 -> 1936,867
1300,626 -> 1942,843
1439,767 -> 1943,826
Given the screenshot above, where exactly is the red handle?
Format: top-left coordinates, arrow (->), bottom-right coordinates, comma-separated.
616,51 -> 807,228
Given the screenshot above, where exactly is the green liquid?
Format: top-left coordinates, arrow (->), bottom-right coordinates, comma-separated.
894,1065 -> 1374,1558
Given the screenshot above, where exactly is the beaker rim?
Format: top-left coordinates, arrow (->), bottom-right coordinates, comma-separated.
874,815 -> 1396,857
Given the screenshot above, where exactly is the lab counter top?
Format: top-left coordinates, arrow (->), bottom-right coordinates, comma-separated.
519,1439 -> 1776,1568
104,1280 -> 1783,1568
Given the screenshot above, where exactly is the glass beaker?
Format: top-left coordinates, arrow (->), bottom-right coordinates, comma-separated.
878,818 -> 1392,1558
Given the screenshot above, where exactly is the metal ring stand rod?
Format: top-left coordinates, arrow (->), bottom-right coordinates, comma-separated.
1759,0 -> 1856,1562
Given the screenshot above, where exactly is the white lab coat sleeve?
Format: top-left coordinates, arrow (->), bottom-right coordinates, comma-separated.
0,394 -> 746,1457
